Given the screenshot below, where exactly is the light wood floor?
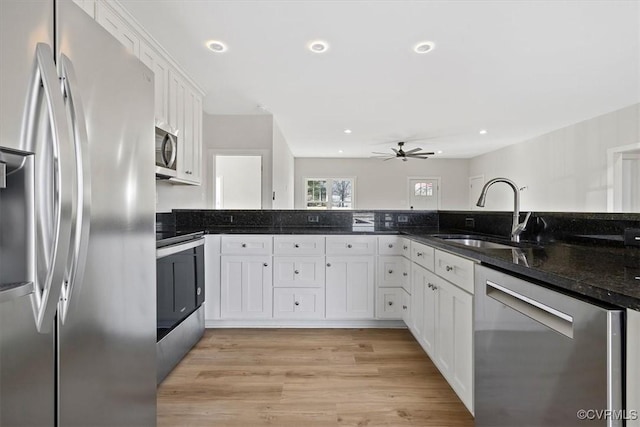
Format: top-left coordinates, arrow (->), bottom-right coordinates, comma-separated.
157,328 -> 474,427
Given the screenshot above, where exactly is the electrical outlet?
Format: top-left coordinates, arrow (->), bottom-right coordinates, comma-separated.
465,218 -> 475,229
308,215 -> 319,223
398,215 -> 409,223
624,228 -> 640,247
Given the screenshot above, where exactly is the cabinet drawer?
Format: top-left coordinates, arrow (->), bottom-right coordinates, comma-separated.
377,256 -> 405,287
221,235 -> 272,255
376,287 -> 405,320
273,288 -> 324,319
378,236 -> 404,255
400,237 -> 412,258
434,249 -> 475,294
326,236 -> 376,255
273,256 -> 325,287
411,241 -> 435,271
273,236 -> 324,255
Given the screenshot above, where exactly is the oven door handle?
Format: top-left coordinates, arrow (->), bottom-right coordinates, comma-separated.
156,238 -> 204,259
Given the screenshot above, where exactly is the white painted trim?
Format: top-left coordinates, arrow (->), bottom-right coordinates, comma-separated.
407,176 -> 441,210
606,142 -> 640,212
205,319 -> 406,328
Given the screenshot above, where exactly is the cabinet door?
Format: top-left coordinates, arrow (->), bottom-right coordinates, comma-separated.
376,287 -> 404,319
377,256 -> 404,287
139,42 -> 169,126
95,1 -> 139,56
167,70 -> 185,135
325,256 -> 374,319
178,88 -> 195,181
190,94 -> 202,183
72,0 -> 95,17
273,256 -> 325,287
220,256 -> 272,319
273,288 -> 324,319
436,278 -> 474,410
401,289 -> 411,326
410,264 -> 425,338
401,257 -> 411,292
422,270 -> 438,359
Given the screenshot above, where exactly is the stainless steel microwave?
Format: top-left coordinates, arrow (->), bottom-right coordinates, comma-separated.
155,124 -> 178,178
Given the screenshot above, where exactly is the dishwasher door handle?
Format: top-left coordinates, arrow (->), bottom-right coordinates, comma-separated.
486,280 -> 574,338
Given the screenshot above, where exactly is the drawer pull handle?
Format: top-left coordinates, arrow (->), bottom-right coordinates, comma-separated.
294,270 -> 300,274
326,263 -> 331,267
263,263 -> 268,267
294,244 -> 300,248
294,301 -> 300,306
241,243 -> 247,248
403,272 -> 408,277
403,245 -> 408,250
402,305 -> 408,310
197,287 -> 201,296
388,244 -> 393,248
428,283 -> 434,289
445,265 -> 454,272
432,285 -> 438,291
388,301 -> 393,306
417,252 -> 423,257
347,244 -> 353,248
388,269 -> 393,274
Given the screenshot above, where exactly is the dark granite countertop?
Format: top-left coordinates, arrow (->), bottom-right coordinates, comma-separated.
403,231 -> 640,311
190,226 -> 640,311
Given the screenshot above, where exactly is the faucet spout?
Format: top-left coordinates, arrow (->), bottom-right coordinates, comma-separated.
476,178 -> 530,242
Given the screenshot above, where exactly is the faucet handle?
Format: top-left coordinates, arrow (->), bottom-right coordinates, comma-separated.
513,212 -> 532,236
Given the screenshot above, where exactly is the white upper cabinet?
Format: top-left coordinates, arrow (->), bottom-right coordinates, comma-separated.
139,42 -> 169,127
72,0 -> 95,17
95,1 -> 139,56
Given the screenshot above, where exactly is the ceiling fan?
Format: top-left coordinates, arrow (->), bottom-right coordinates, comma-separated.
371,141 -> 435,161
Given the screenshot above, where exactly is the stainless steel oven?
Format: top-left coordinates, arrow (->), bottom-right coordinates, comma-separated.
155,124 -> 178,178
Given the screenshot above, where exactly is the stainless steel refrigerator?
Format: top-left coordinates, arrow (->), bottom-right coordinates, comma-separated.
0,0 -> 156,425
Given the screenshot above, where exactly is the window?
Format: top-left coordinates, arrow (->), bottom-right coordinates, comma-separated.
414,182 -> 433,197
305,178 -> 354,209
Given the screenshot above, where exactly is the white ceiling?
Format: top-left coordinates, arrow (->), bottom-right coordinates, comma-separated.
119,0 -> 640,158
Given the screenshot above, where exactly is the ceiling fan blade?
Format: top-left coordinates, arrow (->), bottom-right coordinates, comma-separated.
408,152 -> 435,156
391,148 -> 399,155
371,152 -> 391,155
403,147 -> 422,154
383,157 -> 395,161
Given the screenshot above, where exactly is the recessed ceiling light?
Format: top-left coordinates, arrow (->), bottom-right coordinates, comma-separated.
344,129 -> 352,134
414,41 -> 435,54
437,150 -> 443,154
206,40 -> 227,53
479,129 -> 488,135
338,150 -> 343,153
308,40 -> 329,53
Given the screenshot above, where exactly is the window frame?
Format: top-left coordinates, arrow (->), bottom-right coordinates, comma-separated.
304,177 -> 356,210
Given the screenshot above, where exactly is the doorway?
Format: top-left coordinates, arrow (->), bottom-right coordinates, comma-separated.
607,143 -> 640,212
215,155 -> 262,209
469,175 -> 484,210
408,177 -> 440,210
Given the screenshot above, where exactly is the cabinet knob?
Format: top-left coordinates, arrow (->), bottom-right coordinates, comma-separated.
403,245 -> 408,250
294,243 -> 300,248
326,263 -> 331,267
197,287 -> 201,296
402,305 -> 408,310
403,272 -> 408,277
241,243 -> 247,248
445,265 -> 453,272
432,285 -> 438,291
294,301 -> 300,306
417,252 -> 423,257
388,269 -> 393,274
388,301 -> 393,306
263,263 -> 268,267
428,283 -> 433,289
347,244 -> 353,248
388,244 -> 393,248
294,270 -> 300,274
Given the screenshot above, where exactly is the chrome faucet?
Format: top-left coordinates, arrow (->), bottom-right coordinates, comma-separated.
476,177 -> 532,242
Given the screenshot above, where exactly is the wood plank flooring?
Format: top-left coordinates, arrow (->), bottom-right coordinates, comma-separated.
157,328 -> 474,427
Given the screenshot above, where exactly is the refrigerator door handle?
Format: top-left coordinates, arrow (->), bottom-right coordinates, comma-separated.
58,54 -> 91,324
25,43 -> 75,333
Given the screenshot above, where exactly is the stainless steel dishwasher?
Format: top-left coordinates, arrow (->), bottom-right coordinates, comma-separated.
475,265 -> 624,427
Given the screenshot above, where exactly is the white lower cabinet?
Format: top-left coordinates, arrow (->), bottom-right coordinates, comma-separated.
325,256 -> 374,319
376,287 -> 404,319
410,264 -> 425,338
220,255 -> 272,319
401,288 -> 411,325
273,288 -> 324,319
628,309 -> 640,427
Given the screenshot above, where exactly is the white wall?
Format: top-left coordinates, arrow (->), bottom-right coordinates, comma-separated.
294,158 -> 470,210
469,103 -> 640,212
272,120 -> 295,209
156,114 -> 274,212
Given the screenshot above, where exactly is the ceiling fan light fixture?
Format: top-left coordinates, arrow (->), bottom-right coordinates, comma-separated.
308,40 -> 329,53
414,41 -> 435,54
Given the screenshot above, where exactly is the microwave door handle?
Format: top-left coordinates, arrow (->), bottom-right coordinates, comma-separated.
160,134 -> 171,167
58,55 -> 92,324
24,43 -> 75,333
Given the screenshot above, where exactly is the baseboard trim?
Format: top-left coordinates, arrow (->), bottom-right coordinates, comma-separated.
205,319 -> 407,328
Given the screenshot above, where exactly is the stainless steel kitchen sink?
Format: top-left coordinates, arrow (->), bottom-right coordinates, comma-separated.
432,234 -> 537,250
439,237 -> 516,250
